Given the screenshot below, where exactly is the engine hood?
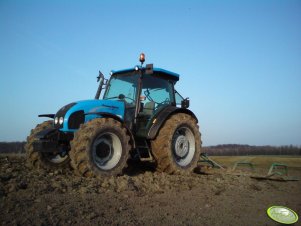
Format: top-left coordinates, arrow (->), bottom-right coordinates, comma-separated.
56,99 -> 125,132
74,99 -> 125,116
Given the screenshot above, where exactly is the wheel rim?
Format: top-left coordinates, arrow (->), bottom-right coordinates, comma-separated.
92,132 -> 122,170
45,154 -> 68,164
172,126 -> 195,167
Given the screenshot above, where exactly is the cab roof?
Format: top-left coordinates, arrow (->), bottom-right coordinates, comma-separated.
111,66 -> 180,81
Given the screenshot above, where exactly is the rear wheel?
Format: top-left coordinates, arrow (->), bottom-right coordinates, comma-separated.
70,118 -> 131,177
151,113 -> 201,174
25,121 -> 70,170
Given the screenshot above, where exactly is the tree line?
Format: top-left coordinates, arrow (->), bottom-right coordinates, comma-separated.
203,144 -> 301,156
0,142 -> 26,153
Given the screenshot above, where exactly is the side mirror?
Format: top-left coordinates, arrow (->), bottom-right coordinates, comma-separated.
181,98 -> 190,109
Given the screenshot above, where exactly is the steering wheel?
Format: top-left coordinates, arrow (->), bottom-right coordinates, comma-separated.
118,94 -> 135,102
105,94 -> 135,102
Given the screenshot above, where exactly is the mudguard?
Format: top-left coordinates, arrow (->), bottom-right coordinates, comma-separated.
146,106 -> 198,140
85,112 -> 123,124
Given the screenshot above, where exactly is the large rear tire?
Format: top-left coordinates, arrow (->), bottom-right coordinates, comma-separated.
151,113 -> 201,174
25,121 -> 70,170
70,118 -> 131,177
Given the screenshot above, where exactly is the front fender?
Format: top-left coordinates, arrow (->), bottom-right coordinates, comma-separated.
84,112 -> 136,149
85,112 -> 124,124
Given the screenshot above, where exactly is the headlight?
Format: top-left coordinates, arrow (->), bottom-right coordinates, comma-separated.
59,117 -> 64,125
54,117 -> 58,124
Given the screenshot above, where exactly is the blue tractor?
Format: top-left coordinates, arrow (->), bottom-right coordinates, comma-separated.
25,54 -> 202,177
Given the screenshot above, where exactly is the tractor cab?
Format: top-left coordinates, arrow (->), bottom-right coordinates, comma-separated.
97,54 -> 187,138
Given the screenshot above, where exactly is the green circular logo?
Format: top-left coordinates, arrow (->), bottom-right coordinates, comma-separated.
267,206 -> 299,224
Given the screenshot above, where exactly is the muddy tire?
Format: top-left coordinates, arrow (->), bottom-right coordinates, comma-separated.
25,121 -> 70,170
151,113 -> 201,174
70,118 -> 131,177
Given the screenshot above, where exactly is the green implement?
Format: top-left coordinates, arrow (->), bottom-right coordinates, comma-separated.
251,162 -> 299,181
198,153 -> 225,169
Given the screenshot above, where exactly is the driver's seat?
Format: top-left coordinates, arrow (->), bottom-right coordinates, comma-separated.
142,101 -> 155,116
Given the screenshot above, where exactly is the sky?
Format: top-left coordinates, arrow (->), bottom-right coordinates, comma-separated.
0,0 -> 300,146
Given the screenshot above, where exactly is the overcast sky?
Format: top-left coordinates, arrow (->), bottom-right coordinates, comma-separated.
0,0 -> 300,146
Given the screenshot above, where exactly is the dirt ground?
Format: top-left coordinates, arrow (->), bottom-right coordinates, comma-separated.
0,154 -> 300,226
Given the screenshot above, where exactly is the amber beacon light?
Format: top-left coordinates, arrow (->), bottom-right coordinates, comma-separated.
139,53 -> 145,65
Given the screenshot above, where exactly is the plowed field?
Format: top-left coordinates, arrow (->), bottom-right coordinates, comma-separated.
1,155 -> 300,226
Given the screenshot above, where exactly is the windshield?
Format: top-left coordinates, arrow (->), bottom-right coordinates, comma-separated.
141,74 -> 175,111
103,74 -> 139,104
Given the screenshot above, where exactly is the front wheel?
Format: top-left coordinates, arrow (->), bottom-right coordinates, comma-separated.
151,113 -> 201,174
25,121 -> 70,170
70,118 -> 131,177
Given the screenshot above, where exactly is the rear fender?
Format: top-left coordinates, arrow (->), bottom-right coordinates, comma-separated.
146,106 -> 198,140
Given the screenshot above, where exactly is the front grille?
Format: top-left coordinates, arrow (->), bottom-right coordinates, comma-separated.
68,110 -> 85,129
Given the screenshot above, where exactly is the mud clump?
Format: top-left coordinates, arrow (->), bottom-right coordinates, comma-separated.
1,155 -> 300,226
